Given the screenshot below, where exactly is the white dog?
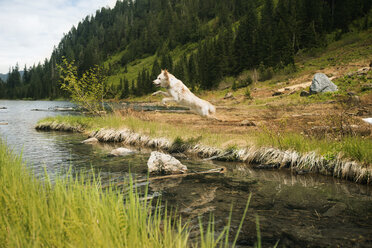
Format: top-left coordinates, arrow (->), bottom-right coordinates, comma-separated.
152,70 -> 216,118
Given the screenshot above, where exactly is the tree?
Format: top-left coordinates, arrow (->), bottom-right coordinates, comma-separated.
233,1 -> 258,74
258,0 -> 275,66
58,57 -> 106,115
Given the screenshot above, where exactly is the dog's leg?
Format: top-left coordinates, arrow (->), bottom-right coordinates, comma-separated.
206,115 -> 223,122
152,90 -> 170,97
162,97 -> 176,105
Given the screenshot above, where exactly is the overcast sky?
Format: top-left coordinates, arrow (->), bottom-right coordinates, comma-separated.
0,0 -> 117,74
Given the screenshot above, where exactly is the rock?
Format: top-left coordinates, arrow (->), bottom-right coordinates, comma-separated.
54,107 -> 75,111
356,107 -> 368,116
362,118 -> 372,125
323,203 -> 347,217
300,90 -> 310,97
309,73 -> 338,94
239,120 -> 256,126
0,107 -> 6,109
361,83 -> 372,92
272,91 -> 283,96
110,147 -> 135,157
223,92 -> 235,99
147,151 -> 187,174
81,137 -> 99,144
356,67 -> 370,76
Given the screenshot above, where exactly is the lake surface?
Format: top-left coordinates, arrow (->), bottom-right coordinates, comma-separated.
1,100 -> 371,247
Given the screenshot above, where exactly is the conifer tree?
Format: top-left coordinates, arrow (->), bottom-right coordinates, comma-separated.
233,1 -> 258,74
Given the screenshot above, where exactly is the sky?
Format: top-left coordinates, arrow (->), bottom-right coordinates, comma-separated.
0,0 -> 117,74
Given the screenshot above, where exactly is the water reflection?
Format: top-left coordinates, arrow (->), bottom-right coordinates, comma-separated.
1,100 -> 371,247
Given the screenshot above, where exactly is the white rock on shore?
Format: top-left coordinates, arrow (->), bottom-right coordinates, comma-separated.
81,137 -> 99,144
147,151 -> 187,174
110,147 -> 135,157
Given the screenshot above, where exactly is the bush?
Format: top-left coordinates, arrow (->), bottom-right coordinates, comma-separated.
58,57 -> 107,115
258,63 -> 274,81
244,87 -> 252,99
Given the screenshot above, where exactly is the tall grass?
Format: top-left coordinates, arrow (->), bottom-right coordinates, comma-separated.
38,114 -> 371,165
255,131 -> 372,165
38,115 -> 252,149
0,140 -> 247,247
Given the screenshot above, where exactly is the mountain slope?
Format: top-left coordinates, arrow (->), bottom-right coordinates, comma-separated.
1,0 -> 371,99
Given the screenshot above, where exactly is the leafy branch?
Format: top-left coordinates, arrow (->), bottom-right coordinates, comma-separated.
58,57 -> 106,115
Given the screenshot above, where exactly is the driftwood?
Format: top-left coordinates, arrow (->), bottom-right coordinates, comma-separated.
107,166 -> 227,188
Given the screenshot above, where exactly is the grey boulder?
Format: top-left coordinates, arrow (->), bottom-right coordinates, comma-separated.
310,73 -> 338,94
147,151 -> 187,174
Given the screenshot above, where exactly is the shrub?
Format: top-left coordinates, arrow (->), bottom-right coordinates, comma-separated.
258,63 -> 274,81
58,57 -> 107,115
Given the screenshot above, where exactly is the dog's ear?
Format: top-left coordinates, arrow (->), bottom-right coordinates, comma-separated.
164,69 -> 169,80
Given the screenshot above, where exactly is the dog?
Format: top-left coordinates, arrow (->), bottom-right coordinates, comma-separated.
152,70 -> 216,118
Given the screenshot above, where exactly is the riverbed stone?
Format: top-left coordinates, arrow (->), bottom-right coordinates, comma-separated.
323,203 -> 347,217
147,151 -> 187,174
223,92 -> 235,99
239,120 -> 256,126
300,90 -> 310,97
82,137 -> 99,144
110,147 -> 135,157
309,73 -> 338,94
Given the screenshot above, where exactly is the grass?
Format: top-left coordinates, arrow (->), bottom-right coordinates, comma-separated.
0,140 -> 251,247
38,114 -> 372,165
255,131 -> 372,165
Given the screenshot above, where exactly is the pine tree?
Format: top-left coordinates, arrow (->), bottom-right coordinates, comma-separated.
258,0 -> 275,66
233,1 -> 258,74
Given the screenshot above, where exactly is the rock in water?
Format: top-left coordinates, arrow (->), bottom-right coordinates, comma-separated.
147,151 -> 187,174
310,73 -> 338,94
110,147 -> 135,157
81,137 -> 99,144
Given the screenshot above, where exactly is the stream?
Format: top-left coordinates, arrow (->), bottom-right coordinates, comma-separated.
0,100 -> 371,247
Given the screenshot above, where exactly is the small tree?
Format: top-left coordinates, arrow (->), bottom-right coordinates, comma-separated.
58,57 -> 106,115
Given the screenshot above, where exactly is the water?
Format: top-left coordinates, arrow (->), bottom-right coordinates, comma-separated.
0,100 -> 371,247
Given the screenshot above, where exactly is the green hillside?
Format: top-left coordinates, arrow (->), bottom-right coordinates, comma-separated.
1,0 -> 371,100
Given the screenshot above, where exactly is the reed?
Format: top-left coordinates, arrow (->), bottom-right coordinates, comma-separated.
0,140 -> 245,247
36,115 -> 372,184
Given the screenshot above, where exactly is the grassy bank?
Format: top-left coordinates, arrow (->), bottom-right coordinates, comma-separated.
37,114 -> 372,166
0,140 -> 247,247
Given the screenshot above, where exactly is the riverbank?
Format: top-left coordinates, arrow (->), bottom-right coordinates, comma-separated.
0,139 -> 244,247
36,113 -> 372,184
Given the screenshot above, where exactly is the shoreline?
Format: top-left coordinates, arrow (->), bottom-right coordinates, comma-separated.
36,121 -> 372,185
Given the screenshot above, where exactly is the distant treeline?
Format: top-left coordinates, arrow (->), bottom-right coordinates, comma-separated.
1,0 -> 371,99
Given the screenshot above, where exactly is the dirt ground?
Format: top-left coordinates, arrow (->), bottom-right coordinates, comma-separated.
134,63 -> 372,140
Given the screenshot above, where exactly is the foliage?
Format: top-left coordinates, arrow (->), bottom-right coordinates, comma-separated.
0,139 -> 252,247
39,114 -> 372,165
244,87 -> 252,99
1,0 -> 371,99
58,57 -> 106,115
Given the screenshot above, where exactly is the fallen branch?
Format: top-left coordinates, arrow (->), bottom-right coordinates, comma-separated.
107,166 -> 227,188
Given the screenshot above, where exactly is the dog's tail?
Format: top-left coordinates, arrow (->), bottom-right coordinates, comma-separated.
208,104 -> 216,115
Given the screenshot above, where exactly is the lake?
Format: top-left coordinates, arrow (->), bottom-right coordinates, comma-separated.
0,100 -> 371,247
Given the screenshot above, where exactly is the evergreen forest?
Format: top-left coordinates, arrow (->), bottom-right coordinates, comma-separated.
0,0 -> 371,99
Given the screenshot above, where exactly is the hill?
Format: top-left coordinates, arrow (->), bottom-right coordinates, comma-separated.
0,0 -> 371,99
